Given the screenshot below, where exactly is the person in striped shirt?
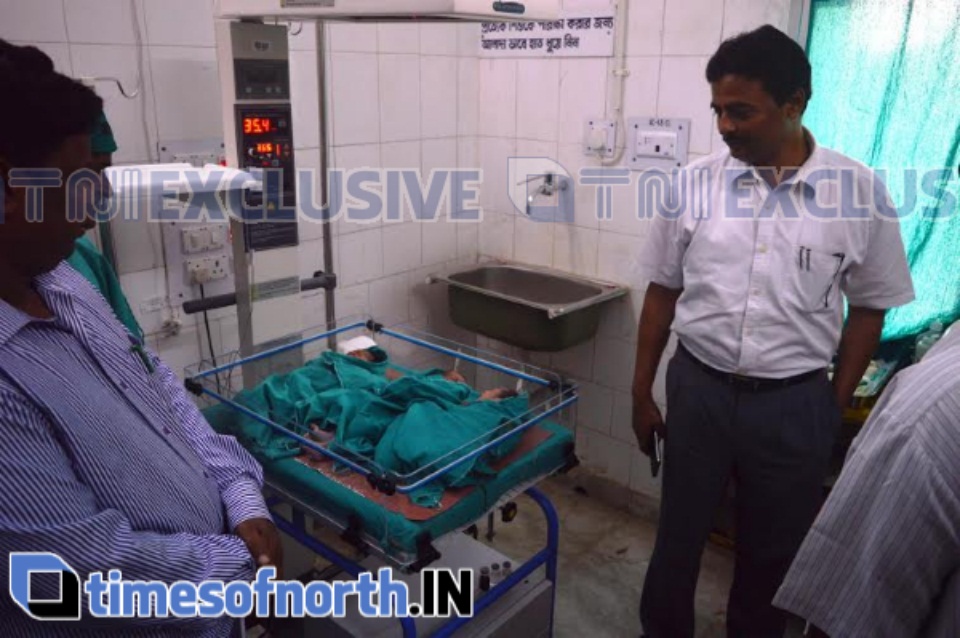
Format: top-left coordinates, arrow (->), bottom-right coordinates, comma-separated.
0,41 -> 279,637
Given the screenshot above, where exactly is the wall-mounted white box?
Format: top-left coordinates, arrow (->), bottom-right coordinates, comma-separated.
627,116 -> 691,171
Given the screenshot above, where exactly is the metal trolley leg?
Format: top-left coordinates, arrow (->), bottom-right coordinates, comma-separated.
267,485 -> 560,638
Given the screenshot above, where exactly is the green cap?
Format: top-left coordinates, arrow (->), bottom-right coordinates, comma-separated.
91,111 -> 118,155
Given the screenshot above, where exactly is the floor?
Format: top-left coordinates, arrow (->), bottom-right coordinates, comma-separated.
482,472 -> 735,638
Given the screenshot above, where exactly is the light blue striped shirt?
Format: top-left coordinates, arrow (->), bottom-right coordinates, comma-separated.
0,263 -> 269,636
775,328 -> 960,637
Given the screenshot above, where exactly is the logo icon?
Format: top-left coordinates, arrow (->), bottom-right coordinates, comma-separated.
9,553 -> 82,621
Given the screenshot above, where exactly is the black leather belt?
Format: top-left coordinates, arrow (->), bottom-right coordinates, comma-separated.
677,342 -> 826,392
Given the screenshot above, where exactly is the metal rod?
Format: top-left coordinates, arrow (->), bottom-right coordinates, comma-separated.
192,320 -> 365,379
379,327 -> 553,386
271,508 -> 417,637
397,394 -> 578,493
316,21 -> 338,353
182,273 -> 336,315
431,487 -> 559,638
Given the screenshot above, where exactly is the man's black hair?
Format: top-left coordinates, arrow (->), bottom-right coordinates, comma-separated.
0,39 -> 103,167
706,25 -> 812,110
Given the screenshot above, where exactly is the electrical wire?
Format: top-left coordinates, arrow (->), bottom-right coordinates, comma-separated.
199,284 -> 223,395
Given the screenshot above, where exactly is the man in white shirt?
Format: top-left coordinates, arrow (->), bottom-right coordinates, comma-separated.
632,25 -> 914,638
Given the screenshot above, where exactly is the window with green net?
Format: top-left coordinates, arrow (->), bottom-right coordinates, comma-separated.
805,0 -> 960,340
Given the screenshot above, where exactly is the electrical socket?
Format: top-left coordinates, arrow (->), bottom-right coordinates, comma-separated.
186,254 -> 229,285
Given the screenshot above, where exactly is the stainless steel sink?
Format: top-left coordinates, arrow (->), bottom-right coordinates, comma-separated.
431,263 -> 628,352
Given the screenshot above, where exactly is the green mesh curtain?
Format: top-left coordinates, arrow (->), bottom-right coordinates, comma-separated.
805,0 -> 960,340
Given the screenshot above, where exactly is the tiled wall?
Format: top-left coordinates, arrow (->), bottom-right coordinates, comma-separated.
2,0 -> 797,503
471,0 -> 796,499
0,0 -> 479,379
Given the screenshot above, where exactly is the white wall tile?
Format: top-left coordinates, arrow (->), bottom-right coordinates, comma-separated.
420,23 -> 459,55
422,138 -> 458,175
422,137 -> 458,221
479,212 -> 514,260
553,225 -> 599,277
298,238 -> 326,280
0,0 -> 67,42
457,23 -> 480,57
662,0 -> 723,56
657,56 -> 714,155
335,283 -> 371,321
334,143 -> 381,234
119,267 -> 167,335
337,228 -> 383,286
330,53 -> 380,146
610,390 -> 638,445
379,54 -> 421,142
597,230 -> 646,288
578,429 -> 632,487
64,0 -> 146,45
626,0 -> 666,56
478,137 -> 516,215
514,216 -> 554,269
301,289 -> 326,332
557,144 -> 601,230
457,223 -> 479,259
478,59 -> 517,138
328,22 -> 377,52
630,448 -> 662,496
598,286 -> 645,342
593,336 -> 636,391
722,0 -> 793,40
558,58 -> 607,145
149,46 -> 222,143
457,58 -> 479,136
154,326 -> 201,379
370,272 -> 411,326
381,222 -> 422,273
289,22 -> 318,51
551,337 -> 595,381
516,58 -> 560,143
295,148 -> 327,242
575,380 -> 613,433
71,44 -> 158,164
142,0 -> 215,47
289,49 -> 320,149
622,56 -> 661,121
420,56 -> 458,139
381,141 -> 420,222
422,221 -> 458,266
602,171 -> 648,237
377,23 -> 420,53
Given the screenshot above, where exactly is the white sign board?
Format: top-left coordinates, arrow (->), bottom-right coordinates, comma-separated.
479,12 -> 615,58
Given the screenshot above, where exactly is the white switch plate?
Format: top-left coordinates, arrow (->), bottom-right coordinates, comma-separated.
627,117 -> 691,171
583,117 -> 616,158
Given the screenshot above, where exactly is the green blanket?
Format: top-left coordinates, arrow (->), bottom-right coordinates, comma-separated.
222,350 -> 529,506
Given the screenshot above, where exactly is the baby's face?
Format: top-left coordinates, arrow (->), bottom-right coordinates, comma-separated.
348,349 -> 377,362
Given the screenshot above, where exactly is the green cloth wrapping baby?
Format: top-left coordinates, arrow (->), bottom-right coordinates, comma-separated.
223,335 -> 529,506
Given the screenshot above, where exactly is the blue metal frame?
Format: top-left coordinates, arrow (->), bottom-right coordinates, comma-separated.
190,320 -> 578,495
267,486 -> 560,637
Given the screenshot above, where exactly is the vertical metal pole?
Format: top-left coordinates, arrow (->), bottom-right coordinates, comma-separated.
316,21 -> 338,352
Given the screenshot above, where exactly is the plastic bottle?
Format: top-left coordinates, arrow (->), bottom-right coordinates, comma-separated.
502,561 -> 512,580
915,321 -> 945,362
490,563 -> 501,586
479,567 -> 490,592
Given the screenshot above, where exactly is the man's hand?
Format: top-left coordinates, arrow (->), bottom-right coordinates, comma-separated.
235,518 -> 283,577
632,395 -> 665,457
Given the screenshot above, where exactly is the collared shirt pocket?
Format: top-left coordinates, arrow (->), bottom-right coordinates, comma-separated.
787,244 -> 846,313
